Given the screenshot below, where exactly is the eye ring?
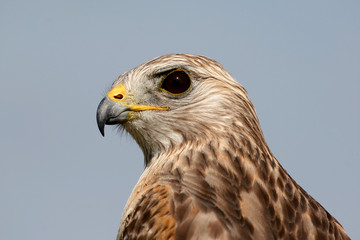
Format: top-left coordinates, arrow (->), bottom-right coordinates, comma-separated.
160,70 -> 192,95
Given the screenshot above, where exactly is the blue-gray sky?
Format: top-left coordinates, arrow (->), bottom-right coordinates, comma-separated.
1,1 -> 359,239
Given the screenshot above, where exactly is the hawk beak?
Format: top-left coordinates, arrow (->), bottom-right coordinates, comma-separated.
96,84 -> 168,136
96,96 -> 130,136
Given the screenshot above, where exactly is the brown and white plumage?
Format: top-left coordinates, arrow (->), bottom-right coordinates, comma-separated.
96,54 -> 350,240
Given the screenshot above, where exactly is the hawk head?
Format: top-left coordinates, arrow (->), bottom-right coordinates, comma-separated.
97,54 -> 267,164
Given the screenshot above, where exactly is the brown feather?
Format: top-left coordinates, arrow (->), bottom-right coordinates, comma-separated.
99,54 -> 350,240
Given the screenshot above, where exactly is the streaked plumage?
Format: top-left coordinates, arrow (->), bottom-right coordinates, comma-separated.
97,54 -> 350,240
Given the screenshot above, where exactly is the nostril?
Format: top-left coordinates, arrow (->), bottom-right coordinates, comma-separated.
114,94 -> 123,100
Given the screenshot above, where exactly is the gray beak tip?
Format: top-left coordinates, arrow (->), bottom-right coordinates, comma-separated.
96,98 -> 107,137
96,114 -> 106,137
96,96 -> 129,137
99,126 -> 105,137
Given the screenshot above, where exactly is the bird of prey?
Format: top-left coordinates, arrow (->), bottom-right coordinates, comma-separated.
97,54 -> 350,240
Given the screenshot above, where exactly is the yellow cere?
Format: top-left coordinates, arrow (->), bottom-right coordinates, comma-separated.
107,84 -> 127,102
106,84 -> 169,112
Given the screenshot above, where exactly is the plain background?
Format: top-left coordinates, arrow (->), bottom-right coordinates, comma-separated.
1,1 -> 359,239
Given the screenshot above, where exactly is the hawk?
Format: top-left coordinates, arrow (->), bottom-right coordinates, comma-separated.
96,54 -> 350,240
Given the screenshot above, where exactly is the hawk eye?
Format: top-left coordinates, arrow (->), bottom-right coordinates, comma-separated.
161,70 -> 191,94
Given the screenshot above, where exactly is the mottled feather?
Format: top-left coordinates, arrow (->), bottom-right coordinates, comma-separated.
98,54 -> 350,240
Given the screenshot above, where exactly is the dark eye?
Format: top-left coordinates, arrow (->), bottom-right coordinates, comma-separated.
161,70 -> 191,94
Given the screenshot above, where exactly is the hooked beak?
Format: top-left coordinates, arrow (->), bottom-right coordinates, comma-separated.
96,96 -> 130,136
96,84 -> 168,136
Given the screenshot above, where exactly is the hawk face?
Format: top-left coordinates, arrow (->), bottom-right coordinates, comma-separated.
97,54 -> 259,164
96,54 -> 351,240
